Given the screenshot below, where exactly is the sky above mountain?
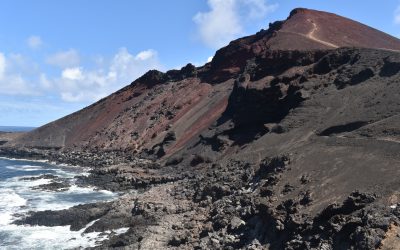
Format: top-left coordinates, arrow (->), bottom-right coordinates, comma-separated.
1,0 -> 399,126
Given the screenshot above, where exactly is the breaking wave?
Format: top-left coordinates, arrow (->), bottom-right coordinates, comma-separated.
0,158 -> 119,249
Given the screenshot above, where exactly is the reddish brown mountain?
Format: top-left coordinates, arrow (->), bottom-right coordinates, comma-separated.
8,8 -> 400,155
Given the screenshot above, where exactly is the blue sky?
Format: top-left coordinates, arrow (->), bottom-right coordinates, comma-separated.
1,0 -> 400,127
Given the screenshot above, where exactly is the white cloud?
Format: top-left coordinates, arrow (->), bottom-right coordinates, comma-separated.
193,0 -> 241,49
0,75 -> 35,95
244,0 -> 278,20
46,49 -> 80,68
0,52 -> 38,96
190,55 -> 214,67
54,47 -> 162,102
0,47 -> 162,103
193,0 -> 278,48
135,49 -> 157,61
7,53 -> 39,75
62,67 -> 84,81
109,47 -> 160,82
27,35 -> 43,49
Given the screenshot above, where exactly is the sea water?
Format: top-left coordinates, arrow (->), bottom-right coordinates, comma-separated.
0,157 -> 126,249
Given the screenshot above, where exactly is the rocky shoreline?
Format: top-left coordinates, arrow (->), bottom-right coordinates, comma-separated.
0,147 -> 198,248
1,147 -> 400,249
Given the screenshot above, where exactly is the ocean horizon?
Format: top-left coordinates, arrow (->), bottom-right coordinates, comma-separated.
0,126 -> 36,132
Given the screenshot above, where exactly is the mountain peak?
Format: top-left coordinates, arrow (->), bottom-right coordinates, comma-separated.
281,8 -> 400,50
288,7 -> 313,17
206,8 -> 400,82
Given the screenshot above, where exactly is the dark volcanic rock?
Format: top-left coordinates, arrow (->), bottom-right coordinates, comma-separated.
15,202 -> 113,231
20,174 -> 58,181
32,181 -> 71,192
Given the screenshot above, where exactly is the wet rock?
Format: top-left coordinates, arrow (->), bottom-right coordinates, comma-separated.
32,181 -> 71,192
20,174 -> 58,181
14,202 -> 113,231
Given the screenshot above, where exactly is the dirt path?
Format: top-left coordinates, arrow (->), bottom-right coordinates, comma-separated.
307,20 -> 338,48
279,19 -> 339,49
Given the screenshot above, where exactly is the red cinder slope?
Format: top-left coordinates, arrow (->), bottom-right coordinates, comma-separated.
8,65 -> 233,157
208,8 -> 400,82
271,8 -> 400,50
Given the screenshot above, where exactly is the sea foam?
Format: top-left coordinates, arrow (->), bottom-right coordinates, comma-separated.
0,158 -> 120,249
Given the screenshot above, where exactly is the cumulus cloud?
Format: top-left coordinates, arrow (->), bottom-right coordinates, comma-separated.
0,47 -> 162,103
135,49 -> 157,61
109,48 -> 160,83
62,67 -> 84,81
27,35 -> 43,49
54,47 -> 162,102
46,49 -> 80,68
193,0 -> 241,49
193,0 -> 278,48
0,75 -> 34,95
0,52 -> 38,95
243,0 -> 278,20
7,53 -> 39,75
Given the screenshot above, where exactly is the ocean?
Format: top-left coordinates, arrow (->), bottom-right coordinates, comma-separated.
0,157 -> 121,249
0,126 -> 36,132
